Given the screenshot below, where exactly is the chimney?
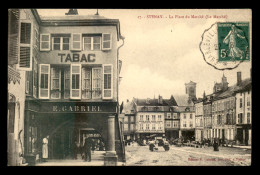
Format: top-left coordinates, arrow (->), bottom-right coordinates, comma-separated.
237,72 -> 242,86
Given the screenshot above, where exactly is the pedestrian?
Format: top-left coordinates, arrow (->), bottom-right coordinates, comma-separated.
91,139 -> 95,153
42,135 -> 49,162
84,136 -> 92,162
213,139 -> 219,151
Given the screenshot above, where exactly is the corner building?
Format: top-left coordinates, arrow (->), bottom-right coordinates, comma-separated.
22,9 -> 125,164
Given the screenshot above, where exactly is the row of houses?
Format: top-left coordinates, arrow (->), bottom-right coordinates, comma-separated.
120,81 -> 197,142
120,72 -> 251,146
195,72 -> 251,146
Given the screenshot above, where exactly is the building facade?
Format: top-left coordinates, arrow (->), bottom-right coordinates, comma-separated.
8,9 -> 126,165
179,106 -> 195,141
195,100 -> 204,142
164,110 -> 180,141
234,72 -> 251,146
121,100 -> 136,141
8,9 -> 27,166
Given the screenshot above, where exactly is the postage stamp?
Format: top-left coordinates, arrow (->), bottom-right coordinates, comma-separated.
200,22 -> 250,70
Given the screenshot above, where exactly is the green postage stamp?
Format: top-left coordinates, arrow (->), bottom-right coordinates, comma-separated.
200,22 -> 250,70
217,22 -> 250,62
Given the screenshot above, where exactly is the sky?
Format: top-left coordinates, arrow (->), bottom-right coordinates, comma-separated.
37,9 -> 252,103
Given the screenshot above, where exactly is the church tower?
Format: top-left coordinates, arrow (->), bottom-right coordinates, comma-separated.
185,81 -> 197,102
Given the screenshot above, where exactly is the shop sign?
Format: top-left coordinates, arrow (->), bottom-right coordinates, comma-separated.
58,53 -> 96,62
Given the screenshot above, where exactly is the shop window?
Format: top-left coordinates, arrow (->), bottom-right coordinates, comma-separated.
83,35 -> 101,51
103,64 -> 113,99
71,33 -> 82,51
50,67 -> 61,99
70,64 -> 81,99
28,125 -> 38,153
40,34 -> 50,51
39,64 -> 50,99
19,21 -> 32,70
102,33 -> 112,50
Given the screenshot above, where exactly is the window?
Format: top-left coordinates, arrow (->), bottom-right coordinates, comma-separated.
158,115 -> 162,121
184,114 -> 186,119
71,33 -> 82,50
39,64 -> 50,98
64,67 -> 70,99
173,113 -> 177,119
140,115 -> 143,121
40,34 -> 50,51
103,64 -> 113,99
183,121 -> 186,127
130,124 -> 134,131
146,115 -> 150,121
50,67 -> 61,99
240,98 -> 243,108
83,35 -> 101,50
146,124 -> 150,130
190,122 -> 193,127
247,113 -> 250,124
33,59 -> 37,98
190,114 -> 192,119
92,68 -> 102,99
238,113 -> 243,124
25,72 -> 30,94
102,33 -> 112,50
70,64 -> 81,99
152,115 -> 156,121
130,116 -> 134,122
140,124 -> 143,130
247,97 -> 250,106
166,121 -> 171,127
167,113 -> 171,119
124,116 -> 128,122
158,124 -> 162,130
124,124 -> 128,131
19,22 -> 32,69
152,124 -> 156,130
52,37 -> 70,50
82,67 -> 91,99
217,115 -> 221,125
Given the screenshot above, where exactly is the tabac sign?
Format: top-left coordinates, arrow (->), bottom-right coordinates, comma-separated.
39,102 -> 117,114
58,53 -> 96,62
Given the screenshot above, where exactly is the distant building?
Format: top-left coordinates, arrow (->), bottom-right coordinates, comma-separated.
121,99 -> 136,141
194,99 -> 204,142
179,106 -> 195,141
234,72 -> 251,146
133,95 -> 178,141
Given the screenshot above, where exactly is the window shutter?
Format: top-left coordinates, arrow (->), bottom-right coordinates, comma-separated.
50,68 -> 61,99
103,64 -> 113,99
19,22 -> 32,70
40,34 -> 50,51
82,67 -> 91,99
70,64 -> 81,99
92,68 -> 102,99
71,33 -> 82,51
102,33 -> 112,50
39,64 -> 50,99
8,9 -> 20,65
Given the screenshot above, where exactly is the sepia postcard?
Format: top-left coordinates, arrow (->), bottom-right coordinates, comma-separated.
7,9 -> 252,166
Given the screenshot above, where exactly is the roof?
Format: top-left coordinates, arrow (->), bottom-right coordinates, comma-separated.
134,96 -> 178,107
174,95 -> 194,106
122,101 -> 135,114
173,106 -> 195,112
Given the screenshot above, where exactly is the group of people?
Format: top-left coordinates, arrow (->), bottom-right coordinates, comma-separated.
41,135 -> 105,162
